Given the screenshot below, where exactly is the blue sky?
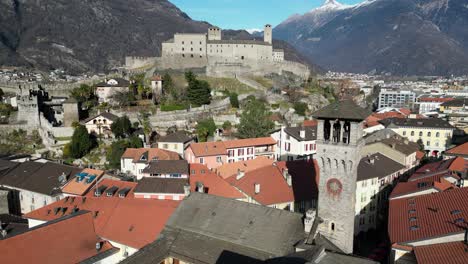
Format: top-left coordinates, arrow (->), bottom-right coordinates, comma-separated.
169,0 -> 364,30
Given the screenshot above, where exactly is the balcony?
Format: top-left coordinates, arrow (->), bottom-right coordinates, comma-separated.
255,146 -> 275,155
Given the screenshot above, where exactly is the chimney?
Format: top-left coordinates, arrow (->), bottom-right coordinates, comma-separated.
300,128 -> 306,139
391,143 -> 396,149
236,169 -> 245,180
282,168 -> 289,179
286,174 -> 292,187
183,184 -> 191,196
196,181 -> 204,193
254,183 -> 260,194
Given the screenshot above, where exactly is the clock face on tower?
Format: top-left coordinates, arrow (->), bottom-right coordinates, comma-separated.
326,178 -> 343,196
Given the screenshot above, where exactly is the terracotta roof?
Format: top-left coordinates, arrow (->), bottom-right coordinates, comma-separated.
189,164 -> 245,199
390,173 -> 458,199
225,163 -> 294,205
142,160 -> 189,175
312,100 -> 371,121
409,158 -> 456,181
215,156 -> 275,179
416,151 -> 425,161
448,157 -> 467,172
303,119 -> 318,127
358,153 -> 405,181
388,187 -> 468,244
189,141 -> 226,157
61,168 -> 105,195
398,108 -> 412,116
414,241 -> 468,264
223,137 -> 276,149
24,197 -> 180,249
0,212 -> 117,264
151,75 -> 163,81
121,148 -> 180,163
134,177 -> 188,194
445,142 -> 468,156
85,179 -> 137,198
277,160 -> 320,202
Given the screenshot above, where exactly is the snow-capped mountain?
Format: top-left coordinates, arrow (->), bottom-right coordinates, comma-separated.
274,0 -> 468,76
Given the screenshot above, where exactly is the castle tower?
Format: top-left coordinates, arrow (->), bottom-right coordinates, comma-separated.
312,100 -> 371,254
264,24 -> 272,44
208,26 -> 222,41
62,97 -> 80,127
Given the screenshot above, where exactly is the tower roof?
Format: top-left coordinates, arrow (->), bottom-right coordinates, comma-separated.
312,100 -> 371,121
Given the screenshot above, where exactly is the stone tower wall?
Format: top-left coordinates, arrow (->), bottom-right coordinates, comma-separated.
264,24 -> 272,44
315,119 -> 364,254
62,102 -> 80,127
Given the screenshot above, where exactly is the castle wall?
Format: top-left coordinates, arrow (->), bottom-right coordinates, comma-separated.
162,34 -> 207,58
207,43 -> 273,62
124,56 -> 157,69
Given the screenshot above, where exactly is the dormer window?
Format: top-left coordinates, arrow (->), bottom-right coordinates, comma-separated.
140,155 -> 147,161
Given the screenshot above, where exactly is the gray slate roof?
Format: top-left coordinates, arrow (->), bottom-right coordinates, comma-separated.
0,162 -> 82,196
358,153 -> 405,181
134,177 -> 188,194
121,193 -> 306,264
374,137 -> 419,155
440,98 -> 467,107
363,129 -> 399,144
82,112 -> 119,124
158,131 -> 193,143
142,160 -> 189,175
284,126 -> 317,141
312,100 -> 371,121
380,118 -> 455,129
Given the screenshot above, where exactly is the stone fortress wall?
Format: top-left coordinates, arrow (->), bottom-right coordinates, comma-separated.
125,24 -> 310,79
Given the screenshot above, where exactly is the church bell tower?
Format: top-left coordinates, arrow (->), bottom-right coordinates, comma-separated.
313,100 -> 370,254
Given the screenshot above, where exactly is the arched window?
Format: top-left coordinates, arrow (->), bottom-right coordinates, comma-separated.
331,222 -> 335,231
419,131 -> 423,137
427,132 -> 431,137
436,132 -> 440,137
411,131 -> 414,136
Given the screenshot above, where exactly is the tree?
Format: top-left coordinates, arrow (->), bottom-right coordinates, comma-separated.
196,118 -> 216,142
185,71 -> 212,106
128,135 -> 143,148
107,140 -> 128,169
222,121 -> 232,131
229,92 -> 239,108
111,116 -> 132,138
294,102 -> 308,116
416,139 -> 425,151
0,88 -> 4,100
112,91 -> 136,107
70,84 -> 96,108
237,99 -> 274,139
68,125 -> 97,158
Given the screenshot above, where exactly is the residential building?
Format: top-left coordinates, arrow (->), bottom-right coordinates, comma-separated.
362,136 -> 420,172
82,112 -> 119,137
380,118 -> 456,157
0,161 -> 82,214
355,153 -> 406,234
407,157 -> 466,187
378,89 -> 416,109
25,197 -> 180,263
388,187 -> 468,264
270,126 -> 317,161
185,137 -> 276,169
95,78 -> 130,103
61,168 -> 105,197
156,131 -> 193,156
140,160 -> 189,179
0,212 -> 119,264
120,148 -> 180,179
416,96 -> 454,114
133,177 -> 188,200
439,98 -> 468,133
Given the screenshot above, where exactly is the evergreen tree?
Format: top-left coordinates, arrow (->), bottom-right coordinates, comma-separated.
196,118 -> 216,142
185,71 -> 211,106
69,125 -> 97,158
107,140 -> 128,169
237,99 -> 274,139
111,116 -> 132,138
229,92 -> 239,108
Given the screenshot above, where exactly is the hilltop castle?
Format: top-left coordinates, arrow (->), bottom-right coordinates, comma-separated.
126,25 -> 310,78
